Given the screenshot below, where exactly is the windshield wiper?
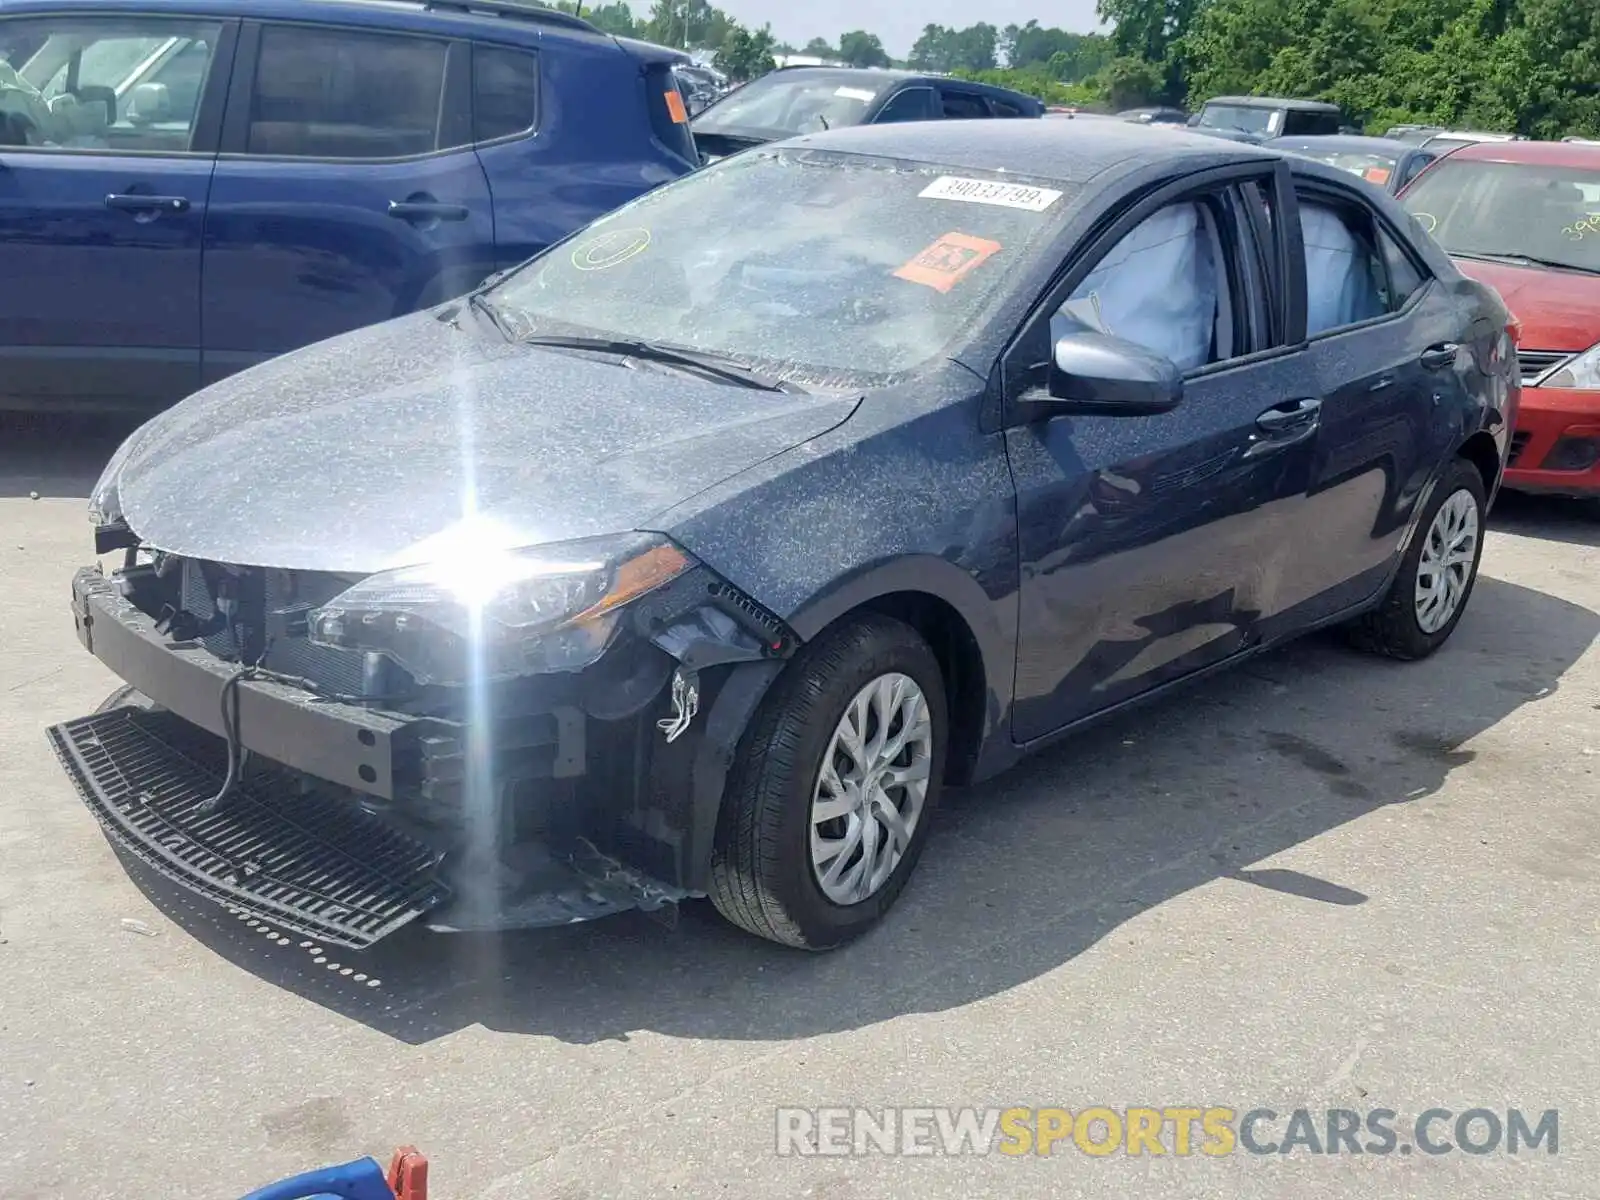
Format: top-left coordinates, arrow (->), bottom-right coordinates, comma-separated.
468,292 -> 522,340
519,334 -> 804,392
1453,250 -> 1600,276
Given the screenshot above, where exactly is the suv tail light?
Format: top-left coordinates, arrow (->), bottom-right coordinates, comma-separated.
644,63 -> 699,168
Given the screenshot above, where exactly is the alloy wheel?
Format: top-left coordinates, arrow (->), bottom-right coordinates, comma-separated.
1414,487 -> 1480,634
809,672 -> 934,906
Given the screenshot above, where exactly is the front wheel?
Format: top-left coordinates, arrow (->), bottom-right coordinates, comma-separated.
1346,458 -> 1487,660
709,614 -> 947,950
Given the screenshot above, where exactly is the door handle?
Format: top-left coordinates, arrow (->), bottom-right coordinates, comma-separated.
1420,342 -> 1460,370
1246,397 -> 1321,458
1255,397 -> 1322,434
388,200 -> 470,222
104,193 -> 189,214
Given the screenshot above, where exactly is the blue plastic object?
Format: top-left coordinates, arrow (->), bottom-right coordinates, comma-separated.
238,1156 -> 397,1200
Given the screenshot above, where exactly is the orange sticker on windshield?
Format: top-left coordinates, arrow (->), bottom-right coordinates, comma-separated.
893,232 -> 1004,293
1364,166 -> 1392,185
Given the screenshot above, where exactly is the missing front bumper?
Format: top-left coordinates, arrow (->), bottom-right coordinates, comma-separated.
49,704 -> 450,949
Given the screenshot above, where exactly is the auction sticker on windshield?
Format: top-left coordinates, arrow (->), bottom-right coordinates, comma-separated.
919,176 -> 1063,212
835,87 -> 876,102
894,232 -> 1004,293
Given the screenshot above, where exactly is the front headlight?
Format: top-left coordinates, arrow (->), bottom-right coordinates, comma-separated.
1541,342 -> 1600,390
87,431 -> 140,526
307,533 -> 694,686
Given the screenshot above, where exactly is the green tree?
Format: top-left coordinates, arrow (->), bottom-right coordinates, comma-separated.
556,1 -> 639,36
1003,20 -> 1113,79
1098,0 -> 1204,101
1099,54 -> 1165,109
716,22 -> 778,81
908,23 -> 998,72
838,30 -> 891,68
801,36 -> 836,58
908,24 -> 954,70
643,0 -> 727,48
953,23 -> 1000,71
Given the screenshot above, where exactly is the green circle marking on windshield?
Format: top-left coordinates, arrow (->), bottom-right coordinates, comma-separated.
572,228 -> 652,271
1414,212 -> 1438,233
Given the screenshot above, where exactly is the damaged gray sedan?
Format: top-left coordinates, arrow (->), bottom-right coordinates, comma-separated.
53,120 -> 1512,951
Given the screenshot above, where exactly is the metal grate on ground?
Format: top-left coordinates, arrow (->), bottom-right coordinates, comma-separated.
48,706 -> 450,949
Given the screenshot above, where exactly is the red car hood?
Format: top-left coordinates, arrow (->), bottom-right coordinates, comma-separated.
1453,257 -> 1600,352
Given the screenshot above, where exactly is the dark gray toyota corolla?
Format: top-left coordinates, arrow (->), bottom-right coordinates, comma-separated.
56,121 -> 1518,951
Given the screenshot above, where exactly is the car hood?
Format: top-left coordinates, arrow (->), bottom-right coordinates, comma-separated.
1453,257 -> 1600,352
109,312 -> 860,573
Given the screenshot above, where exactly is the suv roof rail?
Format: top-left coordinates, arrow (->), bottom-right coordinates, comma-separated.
410,0 -> 598,34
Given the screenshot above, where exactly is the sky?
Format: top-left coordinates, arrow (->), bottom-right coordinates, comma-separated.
714,0 -> 1105,60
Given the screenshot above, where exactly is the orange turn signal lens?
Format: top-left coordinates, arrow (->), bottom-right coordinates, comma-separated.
664,89 -> 689,124
572,542 -> 692,624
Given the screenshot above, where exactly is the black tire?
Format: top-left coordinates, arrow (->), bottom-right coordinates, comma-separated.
1345,457 -> 1488,660
709,614 -> 948,950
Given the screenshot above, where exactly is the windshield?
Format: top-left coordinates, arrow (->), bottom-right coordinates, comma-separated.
1401,158 -> 1600,273
694,74 -> 889,138
1291,148 -> 1400,187
486,148 -> 1072,378
1198,103 -> 1280,135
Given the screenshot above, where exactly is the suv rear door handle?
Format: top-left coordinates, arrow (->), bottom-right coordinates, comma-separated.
1420,342 -> 1460,370
105,193 -> 188,214
388,200 -> 469,223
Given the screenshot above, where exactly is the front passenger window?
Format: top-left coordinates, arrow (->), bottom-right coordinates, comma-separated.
873,87 -> 937,124
1052,202 -> 1224,372
0,17 -> 221,151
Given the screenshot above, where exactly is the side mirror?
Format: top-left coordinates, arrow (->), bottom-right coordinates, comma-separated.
1022,332 -> 1184,418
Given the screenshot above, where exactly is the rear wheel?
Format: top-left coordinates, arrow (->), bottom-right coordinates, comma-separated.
709,614 -> 947,949
1346,458 -> 1487,660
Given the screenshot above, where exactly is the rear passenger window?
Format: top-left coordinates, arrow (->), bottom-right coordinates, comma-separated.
991,98 -> 1026,118
473,45 -> 538,143
1284,111 -> 1339,136
940,89 -> 989,119
247,26 -> 446,159
1379,227 -> 1428,308
1300,199 -> 1391,334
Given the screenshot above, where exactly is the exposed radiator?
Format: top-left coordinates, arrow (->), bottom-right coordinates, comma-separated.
179,559 -> 376,697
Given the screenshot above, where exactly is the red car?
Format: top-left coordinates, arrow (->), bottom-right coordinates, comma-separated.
1401,140 -> 1600,500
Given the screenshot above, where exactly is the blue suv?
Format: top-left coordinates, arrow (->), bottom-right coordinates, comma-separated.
0,0 -> 700,411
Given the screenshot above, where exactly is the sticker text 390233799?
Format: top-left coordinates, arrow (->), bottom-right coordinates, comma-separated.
919,176 -> 1064,213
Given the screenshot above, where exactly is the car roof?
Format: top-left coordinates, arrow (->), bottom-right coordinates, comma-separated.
763,66 -> 917,87
0,0 -> 618,49
1205,95 -> 1342,113
761,65 -> 1039,104
1449,139 -> 1600,167
1269,134 -> 1418,155
783,119 -> 1273,185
